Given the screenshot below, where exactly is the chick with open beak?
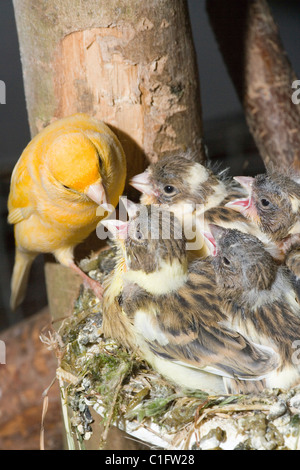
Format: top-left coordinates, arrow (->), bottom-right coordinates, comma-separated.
227,172 -> 300,276
226,173 -> 300,242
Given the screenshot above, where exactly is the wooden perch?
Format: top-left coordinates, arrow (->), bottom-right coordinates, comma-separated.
206,0 -> 300,171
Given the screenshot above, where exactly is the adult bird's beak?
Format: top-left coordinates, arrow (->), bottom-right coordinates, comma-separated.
101,219 -> 129,239
86,182 -> 111,212
225,176 -> 254,213
130,171 -> 154,196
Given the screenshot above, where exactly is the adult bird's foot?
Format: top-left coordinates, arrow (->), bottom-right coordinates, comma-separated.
70,263 -> 104,300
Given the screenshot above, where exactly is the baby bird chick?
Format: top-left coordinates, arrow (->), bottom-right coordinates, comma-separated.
226,173 -> 300,277
130,155 -> 278,258
209,224 -> 300,391
8,113 -> 126,309
226,173 -> 300,242
130,155 -> 234,209
102,203 -> 279,395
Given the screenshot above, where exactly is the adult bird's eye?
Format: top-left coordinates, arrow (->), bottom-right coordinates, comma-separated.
260,198 -> 270,207
163,185 -> 175,194
222,256 -> 231,266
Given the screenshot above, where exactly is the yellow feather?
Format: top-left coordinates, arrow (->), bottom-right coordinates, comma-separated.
10,248 -> 36,311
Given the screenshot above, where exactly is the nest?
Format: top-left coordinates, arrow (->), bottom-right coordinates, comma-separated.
42,248 -> 300,450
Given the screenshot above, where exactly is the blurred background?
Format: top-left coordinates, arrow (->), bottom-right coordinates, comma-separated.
0,0 -> 299,449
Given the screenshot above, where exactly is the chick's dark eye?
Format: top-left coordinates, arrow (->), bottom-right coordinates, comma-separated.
163,185 -> 175,194
222,257 -> 231,266
63,184 -> 71,190
260,198 -> 270,207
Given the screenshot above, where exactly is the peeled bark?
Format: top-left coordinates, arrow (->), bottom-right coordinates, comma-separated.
207,0 -> 300,171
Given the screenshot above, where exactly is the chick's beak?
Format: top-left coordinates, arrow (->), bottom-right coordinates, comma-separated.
205,224 -> 228,256
234,176 -> 255,191
225,176 -> 255,214
203,231 -> 217,256
86,182 -> 111,212
130,171 -> 154,196
120,197 -> 140,219
101,219 -> 129,239
225,197 -> 251,212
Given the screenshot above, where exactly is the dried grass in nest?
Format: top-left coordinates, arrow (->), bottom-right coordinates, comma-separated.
42,248 -> 300,450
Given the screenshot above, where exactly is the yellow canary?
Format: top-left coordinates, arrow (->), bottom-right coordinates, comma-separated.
8,113 -> 126,310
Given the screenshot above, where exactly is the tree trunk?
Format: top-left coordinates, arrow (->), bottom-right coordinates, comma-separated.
206,0 -> 300,171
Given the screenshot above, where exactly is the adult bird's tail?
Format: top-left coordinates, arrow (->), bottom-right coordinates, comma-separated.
10,248 -> 36,310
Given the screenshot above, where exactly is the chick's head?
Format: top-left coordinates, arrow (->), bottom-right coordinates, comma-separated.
227,174 -> 300,241
103,202 -> 187,273
130,155 -> 223,207
126,205 -> 186,273
251,174 -> 300,240
209,225 -> 277,296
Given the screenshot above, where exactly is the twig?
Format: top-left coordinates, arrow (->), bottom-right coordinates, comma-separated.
40,376 -> 57,450
99,371 -> 126,448
194,403 -> 272,427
